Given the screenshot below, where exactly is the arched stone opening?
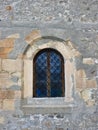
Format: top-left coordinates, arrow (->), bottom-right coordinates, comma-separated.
22,30 -> 81,113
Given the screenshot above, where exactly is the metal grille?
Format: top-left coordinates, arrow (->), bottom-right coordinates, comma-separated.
33,48 -> 65,97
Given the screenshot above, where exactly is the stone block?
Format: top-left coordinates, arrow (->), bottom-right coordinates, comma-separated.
0,72 -> 17,89
6,5 -> 12,11
0,48 -> 13,58
0,90 -> 14,99
86,79 -> 97,88
25,30 -> 41,44
75,78 -> 85,89
9,85 -> 21,91
2,59 -> 23,72
0,72 -> 9,79
14,91 -> 21,98
81,89 -> 91,101
11,72 -> 21,78
0,100 -> 3,109
83,58 -> 94,64
0,90 -> 21,99
7,33 -> 20,39
3,99 -> 15,110
75,69 -> 86,78
86,100 -> 95,106
75,69 -> 86,89
0,58 -> 2,71
0,117 -> 5,124
0,38 -> 14,47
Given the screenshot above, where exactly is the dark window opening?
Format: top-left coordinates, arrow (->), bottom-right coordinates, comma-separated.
33,48 -> 65,97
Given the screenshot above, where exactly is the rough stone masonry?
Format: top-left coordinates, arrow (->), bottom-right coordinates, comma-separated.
0,0 -> 98,130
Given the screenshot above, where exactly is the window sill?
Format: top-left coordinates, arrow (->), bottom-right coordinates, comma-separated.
22,97 -> 77,114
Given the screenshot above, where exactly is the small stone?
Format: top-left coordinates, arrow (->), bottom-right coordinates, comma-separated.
6,6 -> 12,11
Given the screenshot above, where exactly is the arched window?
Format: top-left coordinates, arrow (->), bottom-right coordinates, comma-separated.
33,48 -> 65,97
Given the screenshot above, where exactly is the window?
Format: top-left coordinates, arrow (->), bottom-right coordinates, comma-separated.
33,48 -> 65,97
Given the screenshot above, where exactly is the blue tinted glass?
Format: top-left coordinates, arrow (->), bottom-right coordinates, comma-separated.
34,49 -> 64,97
35,52 -> 47,97
50,51 -> 62,97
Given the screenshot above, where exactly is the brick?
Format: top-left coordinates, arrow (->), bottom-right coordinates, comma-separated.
3,99 -> 15,110
2,59 -> 23,72
25,30 -> 41,44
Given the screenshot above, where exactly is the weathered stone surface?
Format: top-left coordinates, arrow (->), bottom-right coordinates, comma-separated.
0,90 -> 14,99
75,69 -> 86,89
0,90 -> 21,99
0,116 -> 5,124
7,33 -> 20,39
0,0 -> 98,129
10,76 -> 19,83
2,59 -> 23,72
65,40 -> 81,57
75,69 -> 97,89
5,5 -> 12,11
0,38 -> 15,58
9,85 -> 21,91
0,58 -> 2,71
0,72 -> 17,89
0,100 -> 3,109
83,58 -> 95,64
0,38 -> 14,47
25,30 -> 41,44
86,79 -> 97,88
75,69 -> 86,78
3,99 -> 15,110
0,48 -> 13,58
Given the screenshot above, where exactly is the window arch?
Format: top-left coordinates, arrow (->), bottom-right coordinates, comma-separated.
33,48 -> 65,97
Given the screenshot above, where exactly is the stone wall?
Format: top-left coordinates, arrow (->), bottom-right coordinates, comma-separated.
0,0 -> 98,129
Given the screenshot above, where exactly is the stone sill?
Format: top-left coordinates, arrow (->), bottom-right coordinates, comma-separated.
26,97 -> 74,105
22,97 -> 76,114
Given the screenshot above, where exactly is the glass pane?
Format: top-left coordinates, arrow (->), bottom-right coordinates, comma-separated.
35,52 -> 47,97
50,51 -> 63,97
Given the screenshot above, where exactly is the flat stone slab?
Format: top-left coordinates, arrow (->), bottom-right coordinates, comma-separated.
22,98 -> 77,114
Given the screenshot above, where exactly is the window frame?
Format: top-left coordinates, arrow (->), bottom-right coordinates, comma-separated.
33,48 -> 65,97
23,41 -> 74,106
